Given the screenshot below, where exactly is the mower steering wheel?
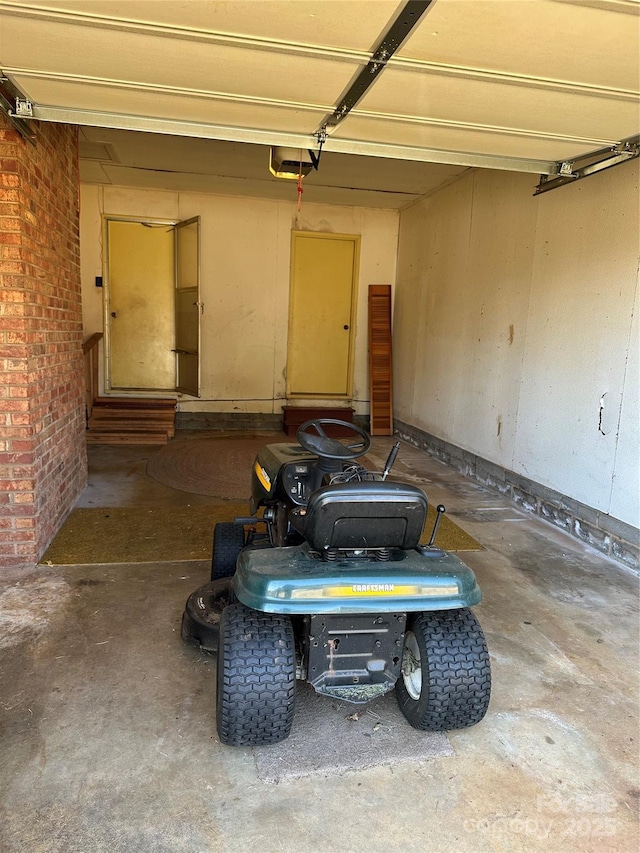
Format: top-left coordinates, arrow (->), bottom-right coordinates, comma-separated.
296,418 -> 371,461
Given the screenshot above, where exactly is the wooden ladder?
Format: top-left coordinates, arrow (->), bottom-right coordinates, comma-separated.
368,285 -> 394,435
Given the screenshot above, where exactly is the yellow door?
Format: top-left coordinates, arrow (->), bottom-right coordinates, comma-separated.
287,232 -> 359,397
106,220 -> 175,391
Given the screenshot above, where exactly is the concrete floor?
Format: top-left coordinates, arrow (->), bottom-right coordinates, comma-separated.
0,432 -> 638,852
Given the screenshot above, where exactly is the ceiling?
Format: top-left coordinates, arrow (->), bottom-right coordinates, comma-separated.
0,0 -> 638,208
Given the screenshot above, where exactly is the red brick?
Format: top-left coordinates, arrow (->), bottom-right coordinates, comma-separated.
3,399 -> 29,412
0,289 -> 29,303
0,231 -> 22,244
3,504 -> 35,516
9,413 -> 31,425
0,261 -> 25,274
0,452 -> 34,464
0,530 -> 34,542
0,478 -> 34,491
2,427 -> 32,438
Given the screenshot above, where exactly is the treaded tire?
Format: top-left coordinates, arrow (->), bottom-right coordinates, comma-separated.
211,522 -> 245,581
396,608 -> 491,731
216,603 -> 296,746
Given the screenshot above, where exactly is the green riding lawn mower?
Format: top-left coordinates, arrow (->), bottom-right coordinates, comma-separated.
182,419 -> 491,747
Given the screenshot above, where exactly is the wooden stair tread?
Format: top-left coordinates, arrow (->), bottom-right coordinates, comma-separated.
86,396 -> 176,445
87,425 -> 171,434
93,397 -> 176,410
89,411 -> 176,422
86,431 -> 170,445
88,422 -> 174,435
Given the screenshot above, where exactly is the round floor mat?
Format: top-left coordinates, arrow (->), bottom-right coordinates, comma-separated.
145,435 -> 275,498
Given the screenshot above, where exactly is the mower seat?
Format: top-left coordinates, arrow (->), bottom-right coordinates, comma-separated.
304,481 -> 428,552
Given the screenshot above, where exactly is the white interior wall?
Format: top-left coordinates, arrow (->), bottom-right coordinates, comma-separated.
394,161 -> 640,528
80,184 -> 399,416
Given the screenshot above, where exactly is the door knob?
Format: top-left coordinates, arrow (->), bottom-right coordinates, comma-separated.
111,311 -> 118,318
343,324 -> 349,330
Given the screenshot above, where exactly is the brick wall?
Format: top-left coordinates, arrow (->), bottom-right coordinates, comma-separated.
0,112 -> 87,569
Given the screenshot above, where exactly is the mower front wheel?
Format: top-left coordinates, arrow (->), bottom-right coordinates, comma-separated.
396,608 -> 491,731
216,603 -> 296,747
211,522 -> 245,581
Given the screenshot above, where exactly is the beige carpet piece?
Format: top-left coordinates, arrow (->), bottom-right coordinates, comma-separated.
253,682 -> 453,783
40,504 -> 251,565
41,501 -> 481,565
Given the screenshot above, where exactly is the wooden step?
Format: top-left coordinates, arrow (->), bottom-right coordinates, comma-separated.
87,411 -> 174,425
86,428 -> 171,445
88,412 -> 175,435
86,396 -> 176,445
88,419 -> 175,439
93,397 -> 176,410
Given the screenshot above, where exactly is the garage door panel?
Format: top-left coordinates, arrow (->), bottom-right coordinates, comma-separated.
12,0 -> 399,52
14,76 -> 326,136
0,15 -> 358,107
357,69 -> 638,144
332,116 -> 607,163
398,0 -> 640,92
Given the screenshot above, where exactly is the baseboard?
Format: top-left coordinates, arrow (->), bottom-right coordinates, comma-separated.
395,419 -> 639,572
176,412 -> 283,431
176,411 -> 370,434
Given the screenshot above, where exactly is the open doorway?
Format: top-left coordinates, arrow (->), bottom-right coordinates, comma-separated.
104,216 -> 201,396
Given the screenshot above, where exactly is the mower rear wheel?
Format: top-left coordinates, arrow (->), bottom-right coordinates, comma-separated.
216,603 -> 296,746
396,608 -> 491,731
211,522 -> 245,581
